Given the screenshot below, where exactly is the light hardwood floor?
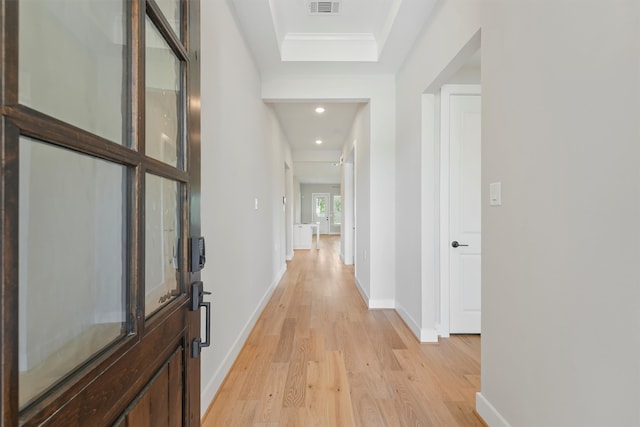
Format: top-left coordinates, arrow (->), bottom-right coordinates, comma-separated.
202,235 -> 484,426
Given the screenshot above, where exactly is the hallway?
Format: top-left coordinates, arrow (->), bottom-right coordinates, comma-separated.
203,236 -> 482,426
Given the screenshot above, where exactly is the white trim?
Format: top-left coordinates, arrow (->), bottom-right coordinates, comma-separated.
439,86 -> 452,337
476,393 -> 512,427
200,264 -> 287,417
341,159 -> 355,266
439,84 -> 481,338
421,93 -> 440,340
354,276 -> 394,309
281,33 -> 378,62
354,275 -> 369,305
367,299 -> 395,309
396,303 -> 438,343
435,322 -> 448,338
420,328 -> 439,342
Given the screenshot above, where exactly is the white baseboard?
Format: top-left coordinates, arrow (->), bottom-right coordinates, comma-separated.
339,251 -> 353,266
368,299 -> 395,309
354,275 -> 369,305
200,264 -> 287,417
420,328 -> 438,342
435,322 -> 450,338
353,276 -> 394,308
396,304 -> 438,342
476,392 -> 512,427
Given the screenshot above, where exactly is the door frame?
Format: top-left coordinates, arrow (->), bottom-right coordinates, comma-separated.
340,148 -> 355,265
284,162 -> 294,260
438,84 -> 481,338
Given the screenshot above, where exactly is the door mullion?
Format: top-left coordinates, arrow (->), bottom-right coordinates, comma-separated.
132,0 -> 145,338
4,106 -> 143,167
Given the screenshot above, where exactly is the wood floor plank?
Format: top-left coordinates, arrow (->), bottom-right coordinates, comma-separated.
255,363 -> 289,423
238,337 -> 279,400
347,371 -> 388,426
282,338 -> 310,408
272,318 -> 296,363
203,236 -> 483,426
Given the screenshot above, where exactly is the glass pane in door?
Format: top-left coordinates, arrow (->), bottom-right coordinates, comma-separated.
315,197 -> 326,217
146,17 -> 182,168
145,174 -> 180,317
155,0 -> 182,39
19,0 -> 126,145
18,137 -> 127,408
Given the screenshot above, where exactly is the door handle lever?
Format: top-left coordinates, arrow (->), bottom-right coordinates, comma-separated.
451,241 -> 468,248
190,281 -> 211,358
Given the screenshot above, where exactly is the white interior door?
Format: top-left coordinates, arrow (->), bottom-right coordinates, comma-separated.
448,89 -> 482,333
312,193 -> 330,234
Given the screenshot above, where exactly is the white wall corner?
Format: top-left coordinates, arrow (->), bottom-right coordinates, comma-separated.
354,276 -> 394,309
200,265 -> 286,417
354,275 -> 369,305
419,328 -> 438,343
368,299 -> 396,309
476,393 -> 512,427
396,303 -> 438,343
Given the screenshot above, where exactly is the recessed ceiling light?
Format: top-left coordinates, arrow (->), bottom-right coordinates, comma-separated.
315,139 -> 323,145
315,107 -> 325,114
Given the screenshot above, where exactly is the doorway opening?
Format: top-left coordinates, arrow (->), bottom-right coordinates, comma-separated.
421,32 -> 482,339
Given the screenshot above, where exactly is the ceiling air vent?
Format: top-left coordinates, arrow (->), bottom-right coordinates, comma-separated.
308,1 -> 341,15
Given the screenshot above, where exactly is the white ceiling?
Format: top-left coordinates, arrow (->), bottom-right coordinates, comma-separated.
269,102 -> 363,184
293,161 -> 342,184
230,0 -> 439,184
229,0 -> 439,76
270,102 -> 361,151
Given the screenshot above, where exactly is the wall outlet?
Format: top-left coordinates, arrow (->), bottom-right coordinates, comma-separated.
254,197 -> 259,210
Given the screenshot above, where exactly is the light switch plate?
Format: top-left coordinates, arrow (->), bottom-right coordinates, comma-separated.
490,182 -> 502,206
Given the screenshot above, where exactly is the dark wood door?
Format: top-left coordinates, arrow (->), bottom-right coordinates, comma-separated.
0,0 -> 202,425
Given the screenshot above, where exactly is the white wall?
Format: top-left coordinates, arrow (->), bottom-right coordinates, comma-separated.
479,1 -> 640,425
200,0 -> 292,414
341,103 -> 371,302
400,0 -> 640,425
395,0 -> 481,341
264,76 -> 395,308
